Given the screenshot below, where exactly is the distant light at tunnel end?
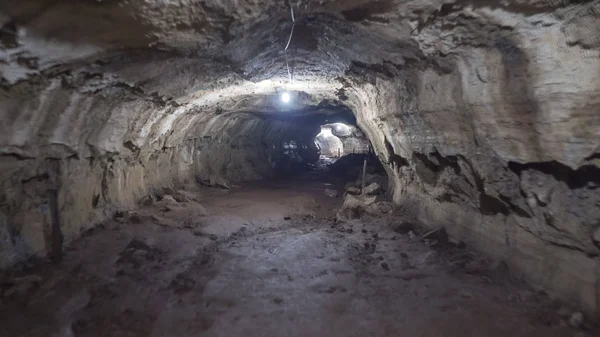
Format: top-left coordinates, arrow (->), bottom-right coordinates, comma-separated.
281,92 -> 291,103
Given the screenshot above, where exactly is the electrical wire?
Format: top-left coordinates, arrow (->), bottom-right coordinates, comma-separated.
284,3 -> 295,84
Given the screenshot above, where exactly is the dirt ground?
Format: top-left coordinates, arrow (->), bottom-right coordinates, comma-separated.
0,169 -> 596,337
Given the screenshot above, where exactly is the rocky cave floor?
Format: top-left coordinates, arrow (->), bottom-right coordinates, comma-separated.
0,167 -> 597,337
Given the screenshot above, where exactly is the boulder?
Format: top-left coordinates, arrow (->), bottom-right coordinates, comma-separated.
336,194 -> 377,220
344,194 -> 377,208
366,201 -> 394,214
346,187 -> 361,195
363,182 -> 383,195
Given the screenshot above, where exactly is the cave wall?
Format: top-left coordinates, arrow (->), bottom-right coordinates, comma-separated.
347,6 -> 600,315
0,144 -> 195,268
0,71 -> 194,267
0,66 -> 317,267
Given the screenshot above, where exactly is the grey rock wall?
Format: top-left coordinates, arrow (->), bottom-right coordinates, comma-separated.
343,5 -> 600,314
0,68 -> 319,267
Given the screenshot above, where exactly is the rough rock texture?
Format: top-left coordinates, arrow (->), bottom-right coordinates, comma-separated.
1,0 -> 600,318
0,61 -> 325,266
316,123 -> 371,156
340,2 -> 600,315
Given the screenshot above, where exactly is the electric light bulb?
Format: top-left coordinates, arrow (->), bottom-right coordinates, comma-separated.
281,92 -> 290,103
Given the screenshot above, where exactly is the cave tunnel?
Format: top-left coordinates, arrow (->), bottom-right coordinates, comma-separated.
1,1 -> 600,335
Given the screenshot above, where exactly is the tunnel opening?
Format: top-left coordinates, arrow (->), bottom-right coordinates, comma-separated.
315,125 -> 344,159
314,122 -> 371,159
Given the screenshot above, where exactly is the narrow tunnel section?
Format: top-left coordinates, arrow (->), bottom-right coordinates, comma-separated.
315,122 -> 370,160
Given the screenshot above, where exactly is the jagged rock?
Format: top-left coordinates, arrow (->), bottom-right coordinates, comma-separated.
346,187 -> 361,195
336,194 -> 377,220
363,182 -> 383,195
344,194 -> 377,208
366,201 -> 393,214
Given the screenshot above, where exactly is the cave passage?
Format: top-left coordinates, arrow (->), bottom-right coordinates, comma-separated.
0,137 -> 578,337
1,0 -> 600,336
315,122 -> 370,161
316,126 -> 344,158
0,111 -> 588,337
